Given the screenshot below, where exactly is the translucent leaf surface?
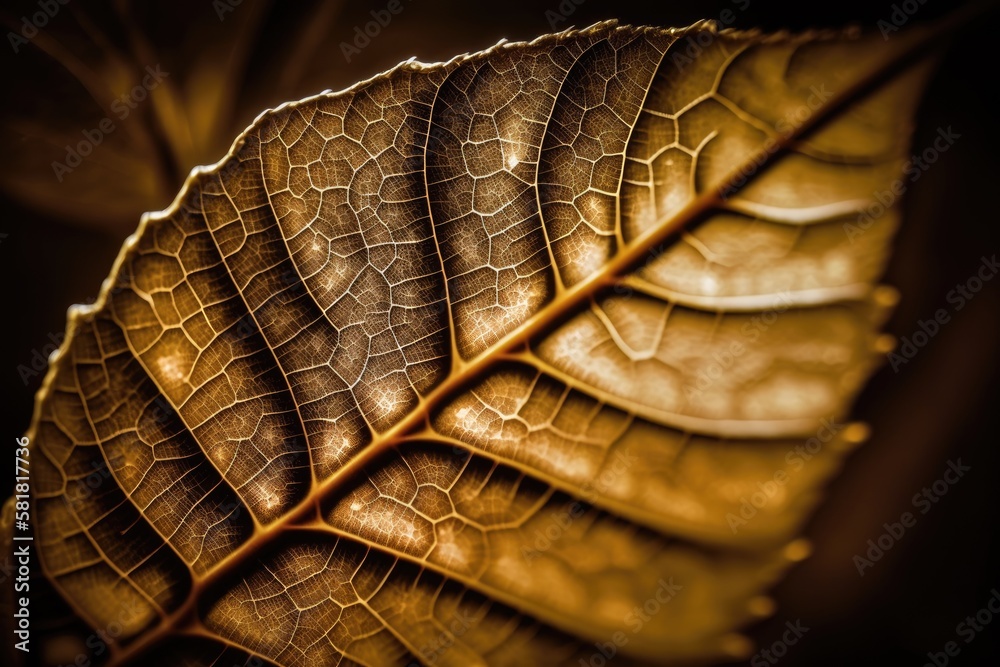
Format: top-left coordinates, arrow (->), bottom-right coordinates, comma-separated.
25,19 -> 941,666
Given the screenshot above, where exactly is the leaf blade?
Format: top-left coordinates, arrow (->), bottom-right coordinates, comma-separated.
26,19 -> 943,666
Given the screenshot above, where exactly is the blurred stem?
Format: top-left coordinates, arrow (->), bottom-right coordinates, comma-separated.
276,0 -> 344,100
213,0 -> 274,144
113,0 -> 188,196
0,12 -> 128,129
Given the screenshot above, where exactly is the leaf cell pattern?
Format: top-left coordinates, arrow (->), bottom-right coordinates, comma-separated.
26,20 -> 933,666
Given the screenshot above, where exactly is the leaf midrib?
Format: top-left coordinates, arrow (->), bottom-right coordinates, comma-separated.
72,13 -> 967,665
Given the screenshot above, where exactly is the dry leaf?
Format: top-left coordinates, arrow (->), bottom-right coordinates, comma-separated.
18,19 -> 945,666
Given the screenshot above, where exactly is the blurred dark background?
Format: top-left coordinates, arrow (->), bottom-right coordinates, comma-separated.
1,1 -> 997,665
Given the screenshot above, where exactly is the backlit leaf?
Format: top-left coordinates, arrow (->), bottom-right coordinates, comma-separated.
22,19 -> 943,666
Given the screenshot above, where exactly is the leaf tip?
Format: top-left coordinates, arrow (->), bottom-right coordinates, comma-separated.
874,333 -> 897,355
747,595 -> 777,619
842,422 -> 872,447
719,632 -> 754,659
873,284 -> 901,309
783,538 -> 813,562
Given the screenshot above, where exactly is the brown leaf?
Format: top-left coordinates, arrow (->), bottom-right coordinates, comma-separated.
21,19 -> 946,666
